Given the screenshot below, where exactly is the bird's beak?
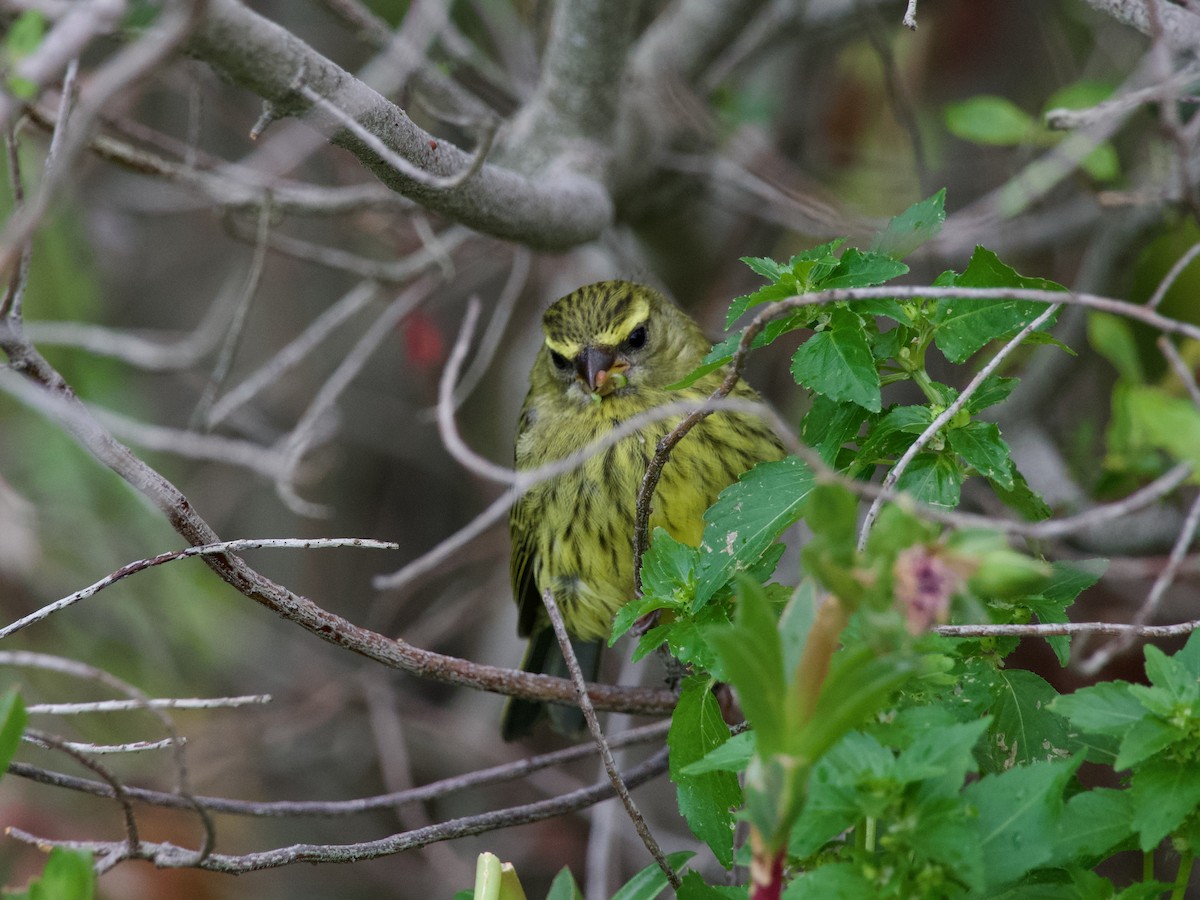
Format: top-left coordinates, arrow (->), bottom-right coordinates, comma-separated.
576,347 -> 628,395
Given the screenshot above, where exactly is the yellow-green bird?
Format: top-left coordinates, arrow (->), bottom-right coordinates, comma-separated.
504,280 -> 785,739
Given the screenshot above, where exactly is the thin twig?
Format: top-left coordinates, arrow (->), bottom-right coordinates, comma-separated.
1079,488 -> 1200,674
8,749 -> 672,872
8,721 -> 671,817
28,736 -> 181,755
903,0 -> 919,29
276,278 -> 436,516
23,727 -> 141,866
1148,241 -> 1200,310
205,280 -> 380,428
190,195 -> 273,429
0,539 -> 398,640
1158,335 -> 1200,408
26,695 -> 272,714
541,588 -> 677,889
858,302 -> 1062,548
2,651 -> 213,865
936,618 -> 1200,638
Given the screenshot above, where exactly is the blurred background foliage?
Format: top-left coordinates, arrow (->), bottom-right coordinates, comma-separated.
1,0 -> 1198,897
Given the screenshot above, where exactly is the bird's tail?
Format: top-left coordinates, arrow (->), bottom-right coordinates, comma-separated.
501,629 -> 602,741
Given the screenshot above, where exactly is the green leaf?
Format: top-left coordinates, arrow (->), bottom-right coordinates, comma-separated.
964,375 -> 1020,414
1054,787 -> 1134,862
894,452 -> 963,510
723,280 -> 799,329
948,421 -> 1014,489
1143,642 -> 1200,705
1114,715 -> 1182,771
800,396 -> 872,466
681,730 -> 755,776
677,871 -> 748,899
791,307 -> 882,411
1022,560 -> 1105,665
779,581 -> 818,681
991,463 -> 1052,521
669,676 -> 741,868
706,579 -> 786,753
1052,681 -> 1145,735
1129,757 -> 1200,851
966,757 -> 1078,889
781,863 -> 874,899
870,189 -> 947,260
694,456 -> 814,609
893,717 -> 989,786
610,852 -> 696,900
1088,312 -> 1145,383
819,248 -> 908,289
945,96 -> 1038,145
1177,628 -> 1200,677
980,669 -> 1071,770
1080,142 -> 1120,182
0,690 -> 27,775
1045,80 -> 1114,112
614,529 -> 698,643
1113,383 -> 1200,476
741,256 -> 786,282
932,247 -> 1063,364
6,848 -> 95,900
546,867 -> 585,900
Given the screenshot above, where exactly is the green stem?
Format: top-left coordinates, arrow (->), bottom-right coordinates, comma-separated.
1144,851 -> 1155,883
1171,850 -> 1194,900
864,816 -> 877,853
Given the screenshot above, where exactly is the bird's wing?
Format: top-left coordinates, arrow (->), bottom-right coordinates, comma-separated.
508,492 -> 543,638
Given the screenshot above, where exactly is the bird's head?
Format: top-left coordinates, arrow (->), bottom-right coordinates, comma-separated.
537,281 -> 708,403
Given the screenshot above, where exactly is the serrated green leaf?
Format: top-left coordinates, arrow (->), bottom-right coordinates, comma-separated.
948,421 -> 1014,489
946,96 -> 1038,145
966,757 -> 1078,889
870,189 -> 947,259
1143,641 -> 1200,704
894,452 -> 963,510
723,281 -> 798,329
1175,628 -> 1200,678
670,676 -> 740,868
980,669 -> 1071,770
818,248 -> 908,290
964,375 -> 1020,414
1129,757 -> 1200,851
610,851 -> 696,900
1053,787 -> 1134,863
694,456 -> 814,609
741,255 -> 786,282
1051,681 -> 1145,736
800,395 -> 872,466
932,247 -> 1063,363
681,729 -> 755,777
791,308 -> 882,411
1114,715 -> 1182,771
893,717 -> 989,785
991,462 -> 1052,520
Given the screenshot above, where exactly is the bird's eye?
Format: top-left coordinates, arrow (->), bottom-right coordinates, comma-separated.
550,350 -> 571,371
625,324 -> 648,351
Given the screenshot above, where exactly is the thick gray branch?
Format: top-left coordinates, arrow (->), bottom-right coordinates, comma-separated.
185,0 -> 612,249
1080,0 -> 1200,52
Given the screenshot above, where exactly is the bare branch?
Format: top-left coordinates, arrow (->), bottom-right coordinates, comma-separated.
542,587 -> 680,890
184,0 -> 612,249
9,721 -> 671,817
8,749 -> 672,872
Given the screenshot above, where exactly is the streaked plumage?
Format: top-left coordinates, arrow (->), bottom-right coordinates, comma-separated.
504,280 -> 784,738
